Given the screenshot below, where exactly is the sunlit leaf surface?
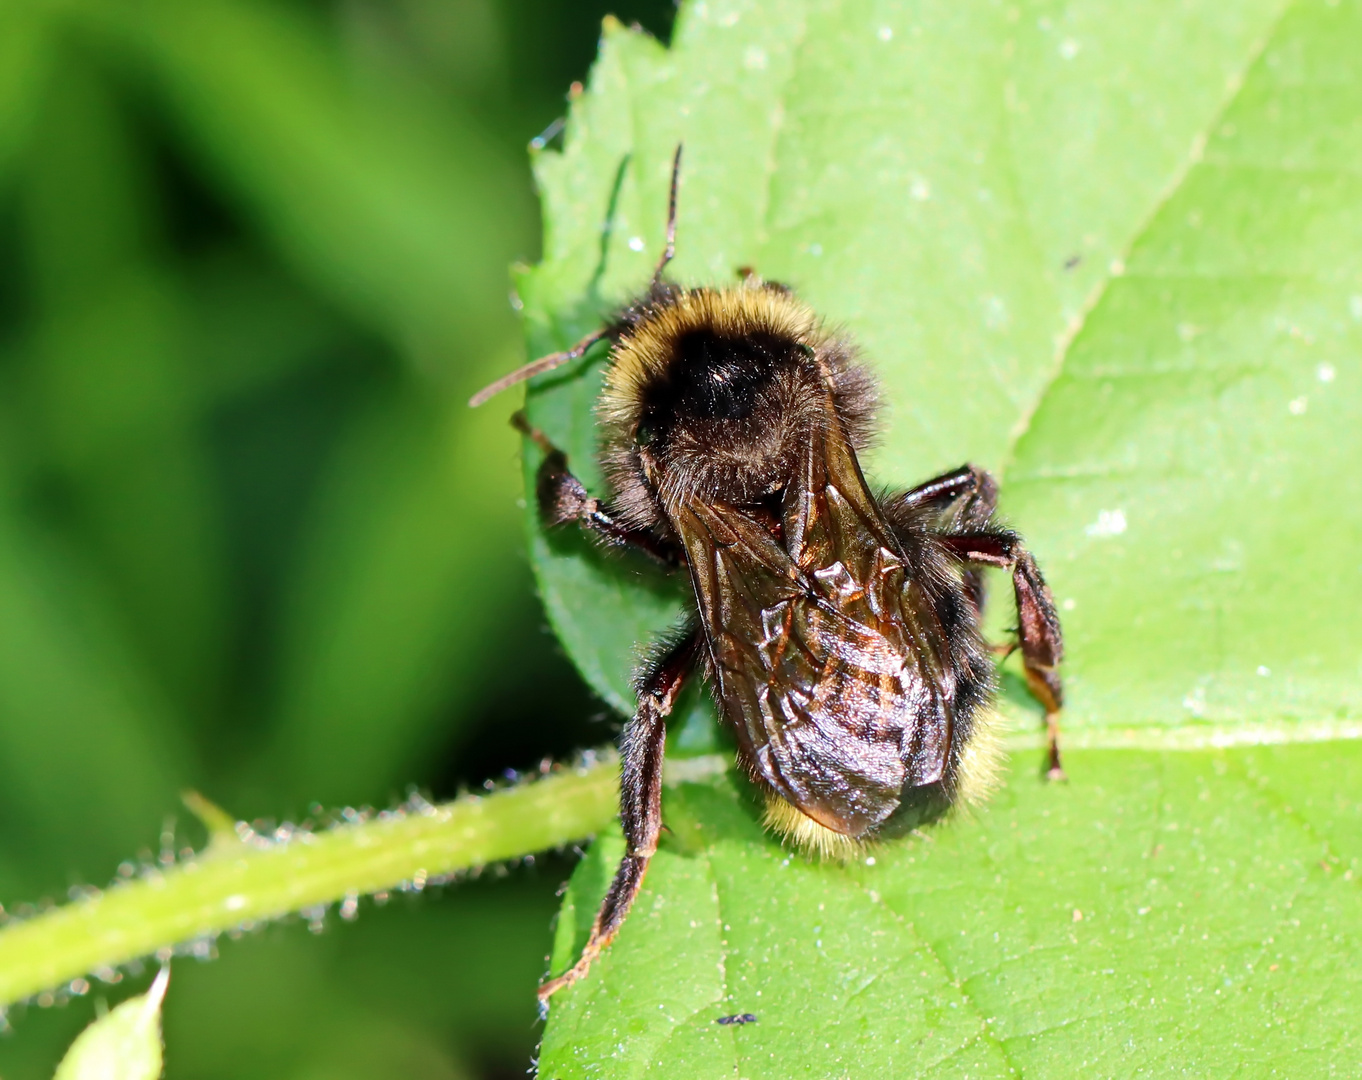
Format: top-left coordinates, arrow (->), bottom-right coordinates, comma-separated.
516,0 -> 1362,1071
546,748 -> 1361,1076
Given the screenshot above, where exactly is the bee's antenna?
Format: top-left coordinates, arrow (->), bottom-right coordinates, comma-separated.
470,146 -> 681,409
651,143 -> 683,287
467,327 -> 609,407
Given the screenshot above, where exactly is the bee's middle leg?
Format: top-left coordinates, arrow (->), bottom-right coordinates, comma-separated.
538,630 -> 701,1003
940,529 -> 1066,781
887,464 -> 998,610
889,463 -> 998,527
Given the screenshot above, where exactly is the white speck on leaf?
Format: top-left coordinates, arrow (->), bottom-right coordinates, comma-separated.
1086,509 -> 1127,537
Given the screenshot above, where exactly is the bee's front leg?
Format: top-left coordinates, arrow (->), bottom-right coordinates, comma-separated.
538,631 -> 702,1004
511,412 -> 682,568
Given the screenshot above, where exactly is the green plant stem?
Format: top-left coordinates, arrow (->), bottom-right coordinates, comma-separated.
0,758 -> 619,1007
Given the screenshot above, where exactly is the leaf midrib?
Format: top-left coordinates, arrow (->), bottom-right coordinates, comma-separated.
996,0 -> 1298,486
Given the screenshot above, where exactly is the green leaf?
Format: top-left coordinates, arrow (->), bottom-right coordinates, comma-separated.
54,967 -> 167,1080
513,0 -> 1362,1070
516,0 -> 1362,740
542,747 -> 1362,1075
1005,0 -> 1362,727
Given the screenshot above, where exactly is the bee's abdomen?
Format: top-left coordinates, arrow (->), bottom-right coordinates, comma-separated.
714,592 -> 950,838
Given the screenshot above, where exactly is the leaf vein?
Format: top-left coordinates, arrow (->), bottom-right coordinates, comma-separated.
844,875 -> 1022,1076
998,0 -> 1299,486
754,1 -> 812,259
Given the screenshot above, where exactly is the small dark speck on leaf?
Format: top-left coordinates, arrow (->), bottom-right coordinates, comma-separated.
1064,254 -> 1083,270
716,1013 -> 758,1026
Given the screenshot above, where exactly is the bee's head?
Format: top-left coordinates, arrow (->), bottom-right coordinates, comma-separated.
600,285 -> 876,527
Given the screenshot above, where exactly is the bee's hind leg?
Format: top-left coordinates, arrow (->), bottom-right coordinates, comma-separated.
885,468 -> 1067,777
511,412 -> 681,567
538,630 -> 702,1004
939,529 -> 1066,782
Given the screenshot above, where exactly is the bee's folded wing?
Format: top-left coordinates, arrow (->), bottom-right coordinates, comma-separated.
669,423 -> 958,838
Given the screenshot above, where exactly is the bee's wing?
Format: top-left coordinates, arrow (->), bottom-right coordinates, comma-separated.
670,417 -> 957,838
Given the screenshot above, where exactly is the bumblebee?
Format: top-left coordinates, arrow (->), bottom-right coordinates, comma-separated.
473,149 -> 1064,1002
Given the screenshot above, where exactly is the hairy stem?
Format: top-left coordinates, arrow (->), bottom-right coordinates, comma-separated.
0,757 -> 619,1007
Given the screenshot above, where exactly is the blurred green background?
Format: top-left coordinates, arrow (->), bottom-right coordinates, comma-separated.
0,1 -> 674,1075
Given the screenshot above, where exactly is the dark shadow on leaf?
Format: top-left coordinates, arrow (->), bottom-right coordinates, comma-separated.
667,770 -> 775,852
537,515 -> 687,609
586,153 -> 632,302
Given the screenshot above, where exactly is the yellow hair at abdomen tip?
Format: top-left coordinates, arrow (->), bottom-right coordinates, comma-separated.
952,705 -> 1006,811
762,797 -> 866,862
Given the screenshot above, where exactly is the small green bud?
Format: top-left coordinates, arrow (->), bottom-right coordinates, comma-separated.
54,967 -> 168,1080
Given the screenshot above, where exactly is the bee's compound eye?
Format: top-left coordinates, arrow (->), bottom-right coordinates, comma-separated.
635,419 -> 657,446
